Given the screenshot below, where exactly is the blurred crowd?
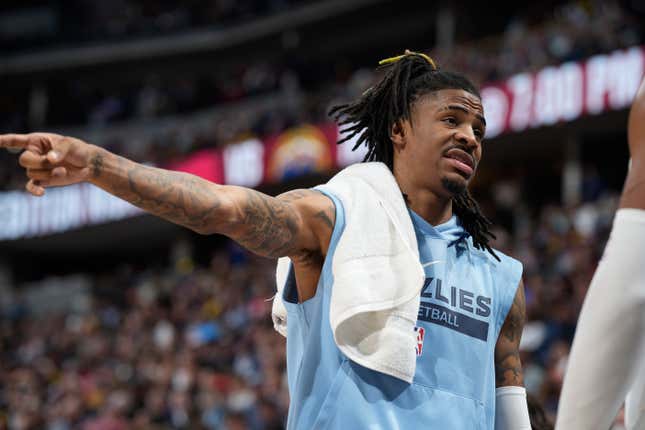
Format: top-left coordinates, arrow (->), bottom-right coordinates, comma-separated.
0,176 -> 623,429
0,1 -> 645,189
1,0 -> 643,192
2,0 -> 316,52
72,0 -> 314,41
1,247 -> 288,430
434,0 -> 641,83
5,0 -> 642,128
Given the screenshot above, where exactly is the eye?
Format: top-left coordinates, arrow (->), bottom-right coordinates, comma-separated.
442,117 -> 457,126
474,128 -> 484,139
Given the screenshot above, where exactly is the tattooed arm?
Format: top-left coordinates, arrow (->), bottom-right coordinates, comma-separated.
494,281 -> 531,429
0,133 -> 335,259
495,280 -> 526,387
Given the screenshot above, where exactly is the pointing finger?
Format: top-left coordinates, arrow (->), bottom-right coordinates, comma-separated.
0,134 -> 31,150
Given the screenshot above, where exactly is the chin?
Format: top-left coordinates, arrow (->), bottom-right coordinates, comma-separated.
441,177 -> 467,195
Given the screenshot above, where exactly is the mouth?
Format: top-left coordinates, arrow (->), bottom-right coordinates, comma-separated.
443,148 -> 475,178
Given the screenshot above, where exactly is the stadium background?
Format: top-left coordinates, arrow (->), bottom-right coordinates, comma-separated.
1,0 -> 644,428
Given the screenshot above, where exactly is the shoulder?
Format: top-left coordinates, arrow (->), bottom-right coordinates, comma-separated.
319,162 -> 397,207
277,188 -> 336,227
277,188 -> 337,256
277,188 -> 334,209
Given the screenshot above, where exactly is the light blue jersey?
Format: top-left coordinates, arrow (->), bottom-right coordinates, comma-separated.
282,190 -> 522,429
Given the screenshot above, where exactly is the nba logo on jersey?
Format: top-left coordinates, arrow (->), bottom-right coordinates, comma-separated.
415,326 -> 425,356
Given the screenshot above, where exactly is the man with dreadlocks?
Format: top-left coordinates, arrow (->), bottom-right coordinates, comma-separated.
0,51 -> 530,429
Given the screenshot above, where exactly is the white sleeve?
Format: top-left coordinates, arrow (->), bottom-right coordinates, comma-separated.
556,209 -> 645,430
495,386 -> 531,430
626,360 -> 645,429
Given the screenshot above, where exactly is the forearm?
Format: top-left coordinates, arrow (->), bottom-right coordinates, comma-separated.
495,282 -> 526,388
87,145 -> 233,234
494,287 -> 530,430
494,282 -> 530,430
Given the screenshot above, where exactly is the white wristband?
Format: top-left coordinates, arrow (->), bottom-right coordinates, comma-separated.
495,386 -> 531,430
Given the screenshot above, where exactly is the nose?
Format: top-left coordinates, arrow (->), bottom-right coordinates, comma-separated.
455,127 -> 478,149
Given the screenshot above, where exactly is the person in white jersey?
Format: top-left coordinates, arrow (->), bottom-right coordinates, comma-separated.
556,77 -> 645,430
0,51 -> 531,429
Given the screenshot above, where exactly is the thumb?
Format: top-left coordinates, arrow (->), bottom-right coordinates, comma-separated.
46,136 -> 74,164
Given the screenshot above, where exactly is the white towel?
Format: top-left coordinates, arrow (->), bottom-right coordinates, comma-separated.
272,162 -> 426,383
272,257 -> 290,337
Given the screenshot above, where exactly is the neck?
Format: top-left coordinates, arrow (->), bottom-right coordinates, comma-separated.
393,169 -> 453,226
405,189 -> 453,225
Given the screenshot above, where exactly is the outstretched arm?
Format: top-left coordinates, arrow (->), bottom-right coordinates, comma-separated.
0,133 -> 334,259
86,146 -> 335,257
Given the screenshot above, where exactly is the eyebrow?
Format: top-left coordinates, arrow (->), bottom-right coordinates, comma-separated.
441,105 -> 486,126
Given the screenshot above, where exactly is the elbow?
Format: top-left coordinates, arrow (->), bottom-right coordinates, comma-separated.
190,217 -> 237,236
191,192 -> 242,236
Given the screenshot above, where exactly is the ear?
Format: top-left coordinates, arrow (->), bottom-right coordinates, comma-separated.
390,120 -> 406,151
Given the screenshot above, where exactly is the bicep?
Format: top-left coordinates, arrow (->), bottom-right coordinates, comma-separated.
221,187 -> 335,259
494,280 -> 526,387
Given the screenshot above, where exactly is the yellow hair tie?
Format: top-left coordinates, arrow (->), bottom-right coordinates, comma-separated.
378,49 -> 437,70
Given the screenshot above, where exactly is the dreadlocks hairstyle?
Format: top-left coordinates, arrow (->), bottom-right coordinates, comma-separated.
329,50 -> 499,260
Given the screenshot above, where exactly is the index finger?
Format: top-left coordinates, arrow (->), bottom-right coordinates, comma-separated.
0,134 -> 31,150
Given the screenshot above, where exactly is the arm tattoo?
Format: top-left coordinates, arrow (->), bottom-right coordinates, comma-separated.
277,189 -> 312,203
232,188 -> 334,258
91,153 -> 104,178
90,152 -> 224,233
495,350 -> 523,386
314,210 -> 334,229
503,293 -> 524,343
126,165 -> 223,232
506,285 -> 526,343
495,284 -> 526,387
235,189 -> 300,257
89,150 -> 331,258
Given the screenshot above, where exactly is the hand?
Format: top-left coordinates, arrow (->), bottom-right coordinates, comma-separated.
0,132 -> 94,196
